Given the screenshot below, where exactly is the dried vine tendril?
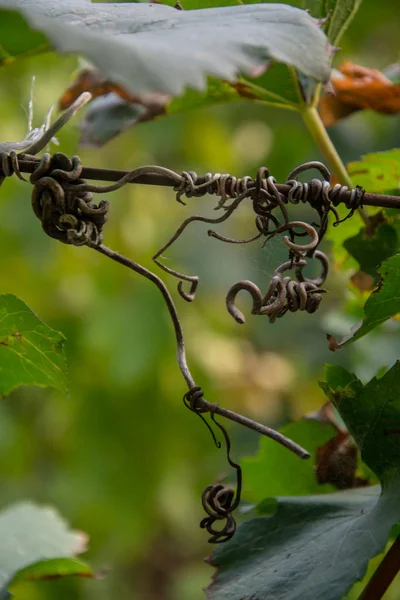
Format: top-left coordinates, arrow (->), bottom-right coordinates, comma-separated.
152,162 -> 348,321
0,92 -> 369,545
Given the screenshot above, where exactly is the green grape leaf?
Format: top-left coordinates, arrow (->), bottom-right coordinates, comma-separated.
343,222 -> 399,281
0,294 -> 67,397
327,254 -> 400,349
0,9 -> 49,65
0,1 -> 332,99
322,362 -> 400,484
209,485 -> 392,600
242,419 -> 336,502
9,558 -> 93,588
0,502 -> 89,598
339,150 -> 400,288
208,362 -> 400,600
304,0 -> 363,45
347,149 -> 400,195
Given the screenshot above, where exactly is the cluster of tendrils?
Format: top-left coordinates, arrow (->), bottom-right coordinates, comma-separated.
226,254 -> 328,325
153,161 -> 348,321
184,387 -> 241,543
28,152 -> 109,246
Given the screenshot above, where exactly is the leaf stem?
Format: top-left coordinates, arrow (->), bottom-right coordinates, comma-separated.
357,535 -> 400,600
300,105 -> 370,226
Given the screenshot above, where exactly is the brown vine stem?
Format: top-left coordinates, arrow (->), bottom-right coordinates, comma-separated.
93,243 -> 310,460
357,536 -> 400,600
5,158 -> 400,209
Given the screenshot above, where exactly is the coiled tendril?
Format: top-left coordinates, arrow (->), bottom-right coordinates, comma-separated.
184,386 -> 241,544
154,161 -> 347,320
226,256 -> 327,324
30,152 -> 109,246
200,413 -> 242,544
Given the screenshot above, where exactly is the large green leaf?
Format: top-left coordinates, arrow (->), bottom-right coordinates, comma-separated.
177,0 -> 362,45
209,362 -> 400,600
242,419 -> 336,502
327,254 -> 400,349
0,502 -> 88,598
209,485 -> 392,600
0,294 -> 67,396
1,1 -> 332,97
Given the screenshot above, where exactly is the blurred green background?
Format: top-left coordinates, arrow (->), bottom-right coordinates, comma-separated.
0,0 -> 399,598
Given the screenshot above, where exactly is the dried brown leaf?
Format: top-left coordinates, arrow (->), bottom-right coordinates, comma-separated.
319,61 -> 400,126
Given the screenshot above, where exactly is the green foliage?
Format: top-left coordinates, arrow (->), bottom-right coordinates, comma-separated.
0,1 -> 399,599
340,150 -> 400,298
304,0 -> 363,45
210,361 -> 400,600
9,558 -> 92,588
209,485 -> 397,600
0,10 -> 49,65
0,295 -> 67,397
344,222 -> 398,280
0,502 -> 89,598
328,254 -> 400,348
0,1 -> 331,97
242,419 -> 336,502
347,149 -> 400,195
80,77 -> 276,147
322,362 -> 400,484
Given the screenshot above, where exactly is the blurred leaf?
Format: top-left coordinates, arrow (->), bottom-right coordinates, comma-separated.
346,148 -> 400,194
0,502 -> 88,598
0,1 -> 332,98
327,254 -> 400,349
209,362 -> 400,600
242,419 -> 336,502
58,67 -> 143,110
176,0 -> 240,7
315,431 -> 369,489
78,94 -> 165,147
243,61 -> 305,105
305,0 -> 363,45
60,69 -> 280,146
0,294 -> 67,397
344,221 -> 399,281
0,9 -> 49,65
10,558 -> 93,587
320,62 -> 400,127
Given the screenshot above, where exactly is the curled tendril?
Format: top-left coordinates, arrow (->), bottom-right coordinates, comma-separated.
27,153 -> 109,246
151,161 -> 358,308
226,256 -> 328,324
152,189 -> 250,302
183,386 -> 221,449
200,412 -> 242,544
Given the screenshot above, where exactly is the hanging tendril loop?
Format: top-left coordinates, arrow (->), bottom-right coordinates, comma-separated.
200,413 -> 242,544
